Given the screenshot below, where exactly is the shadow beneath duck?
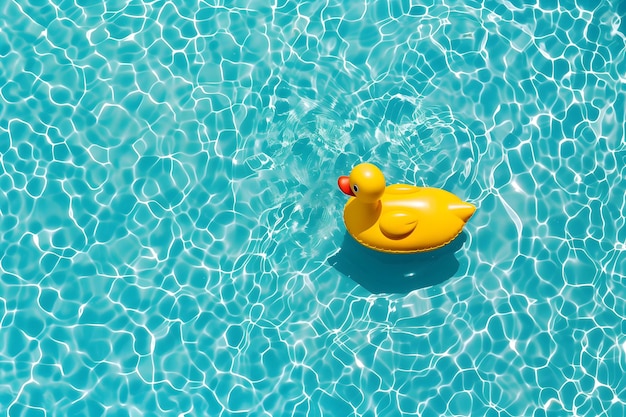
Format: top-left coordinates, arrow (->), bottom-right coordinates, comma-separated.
329,231 -> 467,294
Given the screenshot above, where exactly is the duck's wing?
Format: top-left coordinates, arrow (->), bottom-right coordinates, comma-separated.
379,210 -> 418,238
385,184 -> 421,194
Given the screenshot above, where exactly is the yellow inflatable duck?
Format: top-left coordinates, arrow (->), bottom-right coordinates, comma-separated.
338,163 -> 476,253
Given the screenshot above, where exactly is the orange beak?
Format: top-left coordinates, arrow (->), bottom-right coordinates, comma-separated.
338,176 -> 354,196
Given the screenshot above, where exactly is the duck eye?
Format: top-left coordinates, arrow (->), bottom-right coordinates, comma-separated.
353,185 -> 359,193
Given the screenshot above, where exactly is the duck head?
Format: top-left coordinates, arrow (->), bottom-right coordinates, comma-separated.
338,163 -> 386,203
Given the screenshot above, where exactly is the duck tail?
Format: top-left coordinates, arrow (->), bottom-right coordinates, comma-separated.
449,202 -> 476,222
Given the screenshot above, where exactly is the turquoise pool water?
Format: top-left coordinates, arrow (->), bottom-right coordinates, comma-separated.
1,0 -> 625,416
